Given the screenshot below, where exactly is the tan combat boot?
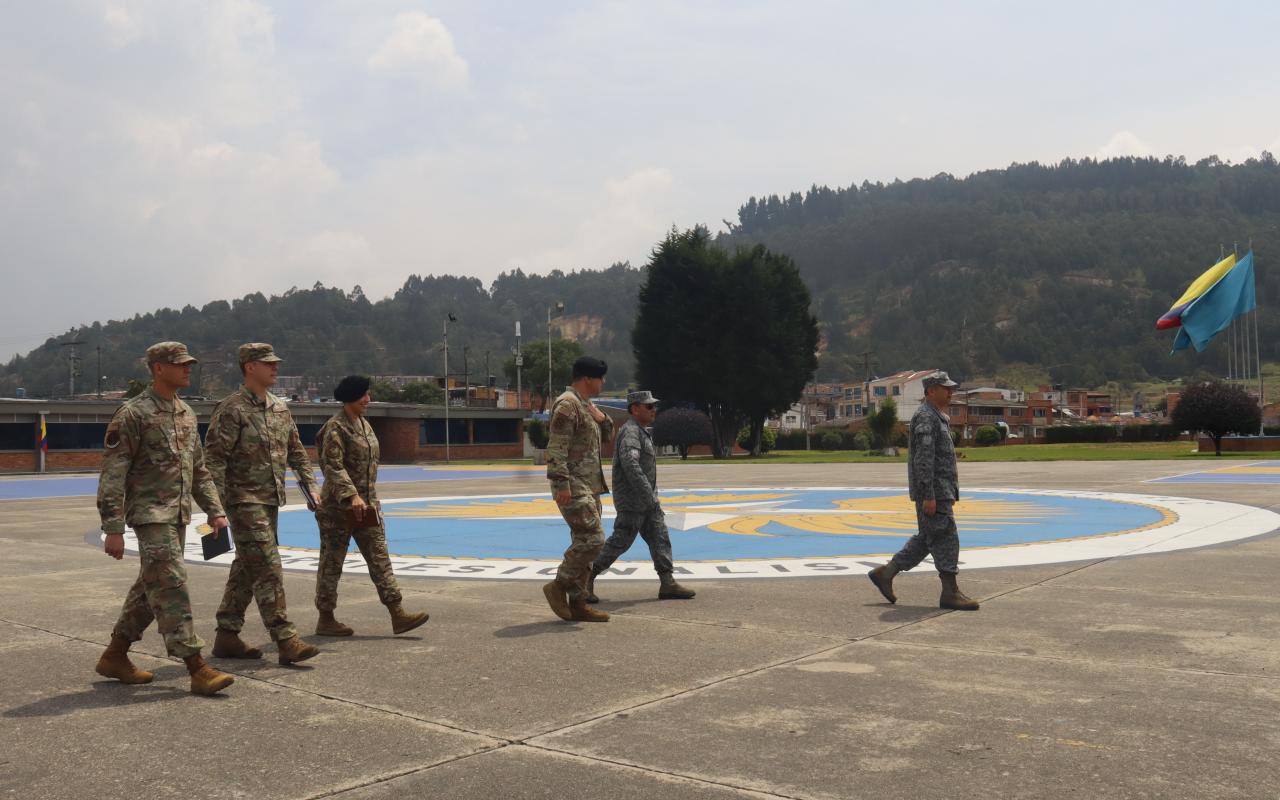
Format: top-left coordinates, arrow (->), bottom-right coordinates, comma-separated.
868,563 -> 900,604
657,574 -> 696,599
388,603 -> 429,635
315,610 -> 354,637
184,654 -> 234,696
569,596 -> 609,622
212,628 -> 264,659
542,579 -> 571,621
277,635 -> 320,665
95,634 -> 155,684
585,570 -> 600,604
939,573 -> 980,611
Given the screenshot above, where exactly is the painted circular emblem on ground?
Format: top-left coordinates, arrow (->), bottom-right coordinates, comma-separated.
114,487 -> 1280,580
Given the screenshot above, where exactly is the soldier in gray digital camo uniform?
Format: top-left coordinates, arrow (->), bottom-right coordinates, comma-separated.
868,371 -> 979,611
587,390 -> 695,603
95,341 -> 236,696
203,343 -> 321,666
542,356 -> 614,623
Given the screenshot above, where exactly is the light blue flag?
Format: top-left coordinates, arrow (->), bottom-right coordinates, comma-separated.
1172,251 -> 1257,353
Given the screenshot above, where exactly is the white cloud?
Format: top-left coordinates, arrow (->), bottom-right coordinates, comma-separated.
102,4 -> 146,47
367,12 -> 469,92
1094,131 -> 1154,159
511,167 -> 676,271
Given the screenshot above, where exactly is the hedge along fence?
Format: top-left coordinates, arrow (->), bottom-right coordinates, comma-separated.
775,428 -> 887,451
1043,423 -> 1181,444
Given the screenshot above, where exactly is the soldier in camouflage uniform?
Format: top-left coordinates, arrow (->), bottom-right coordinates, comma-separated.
95,342 -> 236,696
587,390 -> 695,603
204,343 -> 321,665
868,371 -> 979,611
543,356 -> 614,623
312,375 -> 428,636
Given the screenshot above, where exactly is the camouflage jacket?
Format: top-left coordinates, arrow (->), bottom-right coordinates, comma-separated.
907,401 -> 959,503
203,386 -> 317,508
317,411 -> 379,506
546,387 -> 614,497
96,387 -> 225,534
612,417 -> 659,513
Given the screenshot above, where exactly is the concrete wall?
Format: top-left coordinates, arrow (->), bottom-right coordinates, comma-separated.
1197,435 -> 1280,452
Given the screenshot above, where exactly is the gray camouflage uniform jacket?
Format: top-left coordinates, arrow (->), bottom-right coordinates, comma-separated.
907,402 -> 959,503
96,388 -> 225,534
546,387 -> 614,498
611,417 -> 659,513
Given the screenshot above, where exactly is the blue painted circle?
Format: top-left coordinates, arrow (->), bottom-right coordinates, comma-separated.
276,488 -> 1169,560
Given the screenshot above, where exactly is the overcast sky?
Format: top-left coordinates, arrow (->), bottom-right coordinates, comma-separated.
3,1 -> 1279,356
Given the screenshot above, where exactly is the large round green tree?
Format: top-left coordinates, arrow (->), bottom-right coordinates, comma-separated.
633,227 -> 818,457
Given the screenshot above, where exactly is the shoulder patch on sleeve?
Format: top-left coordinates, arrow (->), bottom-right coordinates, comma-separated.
104,407 -> 126,449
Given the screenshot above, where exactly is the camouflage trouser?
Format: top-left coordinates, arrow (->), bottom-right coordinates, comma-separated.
593,506 -> 674,576
314,503 -> 402,612
556,494 -> 605,601
113,522 -> 203,658
215,503 -> 298,642
891,501 -> 960,575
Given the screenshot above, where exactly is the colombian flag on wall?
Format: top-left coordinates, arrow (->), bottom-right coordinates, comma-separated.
38,417 -> 47,453
1156,253 -> 1236,330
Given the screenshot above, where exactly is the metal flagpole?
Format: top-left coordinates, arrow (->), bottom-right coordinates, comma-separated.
1228,315 -> 1236,381
1221,244 -> 1234,382
1234,242 -> 1243,385
1252,246 -> 1264,434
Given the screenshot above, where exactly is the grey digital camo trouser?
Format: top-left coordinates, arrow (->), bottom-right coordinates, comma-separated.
890,500 -> 960,575
593,507 -> 674,576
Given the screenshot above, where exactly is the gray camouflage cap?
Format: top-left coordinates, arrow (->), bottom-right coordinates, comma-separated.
145,341 -> 198,365
627,390 -> 660,407
238,342 -> 283,365
922,371 -> 959,390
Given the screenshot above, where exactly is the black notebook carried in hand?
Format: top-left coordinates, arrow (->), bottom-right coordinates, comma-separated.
201,525 -> 232,560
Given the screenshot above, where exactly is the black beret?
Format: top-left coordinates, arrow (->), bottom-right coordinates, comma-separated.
334,375 -> 372,403
572,356 -> 608,379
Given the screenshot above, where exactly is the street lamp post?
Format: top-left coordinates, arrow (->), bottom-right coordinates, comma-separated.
443,313 -> 457,462
514,321 -> 522,411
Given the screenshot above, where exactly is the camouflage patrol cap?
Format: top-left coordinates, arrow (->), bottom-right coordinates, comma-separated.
145,341 -> 198,365
922,371 -> 959,390
627,390 -> 660,407
238,343 -> 283,365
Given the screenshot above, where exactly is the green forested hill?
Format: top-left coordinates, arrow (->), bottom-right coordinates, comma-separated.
7,155 -> 1279,398
3,265 -> 644,398
719,155 -> 1280,386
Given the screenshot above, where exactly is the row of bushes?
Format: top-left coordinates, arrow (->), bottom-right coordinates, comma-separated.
774,429 -> 909,451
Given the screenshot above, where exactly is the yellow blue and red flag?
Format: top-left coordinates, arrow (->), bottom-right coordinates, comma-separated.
1170,251 -> 1257,353
1156,253 -> 1236,330
38,417 -> 47,453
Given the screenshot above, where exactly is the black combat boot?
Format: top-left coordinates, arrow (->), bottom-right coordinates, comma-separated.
586,569 -> 600,604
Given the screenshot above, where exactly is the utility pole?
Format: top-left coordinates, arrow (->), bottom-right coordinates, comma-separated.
547,301 -> 564,409
96,345 -> 103,399
462,346 -> 471,408
60,340 -> 85,398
